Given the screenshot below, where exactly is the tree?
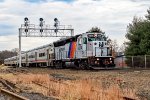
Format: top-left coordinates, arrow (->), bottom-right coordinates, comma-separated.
145,8 -> 150,21
0,50 -> 17,64
87,27 -> 108,40
107,39 -> 121,57
125,13 -> 150,56
119,42 -> 126,53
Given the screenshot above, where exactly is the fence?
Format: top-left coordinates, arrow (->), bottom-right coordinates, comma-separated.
114,55 -> 150,68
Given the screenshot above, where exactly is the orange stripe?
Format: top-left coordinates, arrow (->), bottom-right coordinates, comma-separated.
70,42 -> 76,58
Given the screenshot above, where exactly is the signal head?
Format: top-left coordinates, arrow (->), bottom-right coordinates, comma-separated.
54,18 -> 58,22
39,18 -> 43,21
24,17 -> 28,21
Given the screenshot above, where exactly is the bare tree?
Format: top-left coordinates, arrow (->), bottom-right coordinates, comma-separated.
0,50 -> 17,64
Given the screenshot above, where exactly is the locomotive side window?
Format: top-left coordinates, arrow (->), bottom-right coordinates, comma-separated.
78,37 -> 82,50
88,34 -> 95,41
78,38 -> 82,45
88,37 -> 95,41
83,37 -> 87,44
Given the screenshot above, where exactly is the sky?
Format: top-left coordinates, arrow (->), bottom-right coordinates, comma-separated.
0,0 -> 150,51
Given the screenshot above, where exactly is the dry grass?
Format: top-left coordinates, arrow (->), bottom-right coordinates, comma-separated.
2,68 -> 149,100
14,73 -> 138,100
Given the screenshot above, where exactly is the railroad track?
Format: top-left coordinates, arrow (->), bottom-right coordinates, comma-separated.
0,88 -> 29,100
0,77 -> 29,100
123,96 -> 136,100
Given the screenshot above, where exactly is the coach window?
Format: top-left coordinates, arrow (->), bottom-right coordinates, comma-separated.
39,53 -> 45,57
49,54 -> 51,59
22,57 -> 25,59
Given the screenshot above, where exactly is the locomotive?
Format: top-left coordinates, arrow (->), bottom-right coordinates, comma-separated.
4,32 -> 115,69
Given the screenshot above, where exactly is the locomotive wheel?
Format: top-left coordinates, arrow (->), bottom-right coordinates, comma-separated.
59,62 -> 63,68
56,62 -> 60,69
79,62 -> 87,70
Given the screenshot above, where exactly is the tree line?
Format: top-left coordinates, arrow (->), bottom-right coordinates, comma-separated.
0,50 -> 17,64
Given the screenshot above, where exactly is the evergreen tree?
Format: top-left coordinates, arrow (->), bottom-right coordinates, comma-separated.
125,9 -> 150,56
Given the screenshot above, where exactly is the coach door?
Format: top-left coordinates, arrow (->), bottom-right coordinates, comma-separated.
47,49 -> 49,60
47,49 -> 49,66
35,52 -> 37,61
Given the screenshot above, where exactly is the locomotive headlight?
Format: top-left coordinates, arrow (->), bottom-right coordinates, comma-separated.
97,58 -> 99,60
110,58 -> 112,60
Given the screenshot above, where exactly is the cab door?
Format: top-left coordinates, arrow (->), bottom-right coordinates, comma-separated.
82,37 -> 87,57
76,36 -> 82,58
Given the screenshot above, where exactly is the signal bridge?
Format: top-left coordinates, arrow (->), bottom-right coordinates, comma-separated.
19,24 -> 74,37
18,17 -> 74,67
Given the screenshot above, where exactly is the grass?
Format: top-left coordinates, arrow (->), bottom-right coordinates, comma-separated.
2,68 -> 149,99
14,73 -> 138,100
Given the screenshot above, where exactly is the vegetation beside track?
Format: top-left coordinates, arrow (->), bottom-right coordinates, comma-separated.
0,66 -> 150,100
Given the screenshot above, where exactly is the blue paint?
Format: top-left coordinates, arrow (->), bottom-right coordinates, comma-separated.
68,42 -> 72,58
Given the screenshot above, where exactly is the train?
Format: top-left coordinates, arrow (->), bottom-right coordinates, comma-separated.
4,32 -> 115,69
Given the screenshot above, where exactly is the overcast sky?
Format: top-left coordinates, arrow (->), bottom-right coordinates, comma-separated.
0,0 -> 150,51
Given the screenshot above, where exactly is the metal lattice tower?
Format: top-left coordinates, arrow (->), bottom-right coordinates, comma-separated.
18,17 -> 74,67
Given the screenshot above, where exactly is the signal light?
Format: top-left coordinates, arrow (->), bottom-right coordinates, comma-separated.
25,29 -> 28,32
54,23 -> 57,27
24,22 -> 28,27
24,17 -> 29,27
54,29 -> 58,33
24,17 -> 28,21
39,18 -> 44,27
39,18 -> 43,21
54,18 -> 58,22
39,23 -> 43,27
40,29 -> 43,32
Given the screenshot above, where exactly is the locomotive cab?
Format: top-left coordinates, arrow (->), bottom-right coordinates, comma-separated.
76,32 -> 115,69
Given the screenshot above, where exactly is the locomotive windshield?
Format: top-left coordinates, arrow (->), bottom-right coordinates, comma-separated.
88,34 -> 106,41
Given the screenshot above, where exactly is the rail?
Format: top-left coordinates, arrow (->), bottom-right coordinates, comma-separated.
0,88 -> 29,100
123,96 -> 136,100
